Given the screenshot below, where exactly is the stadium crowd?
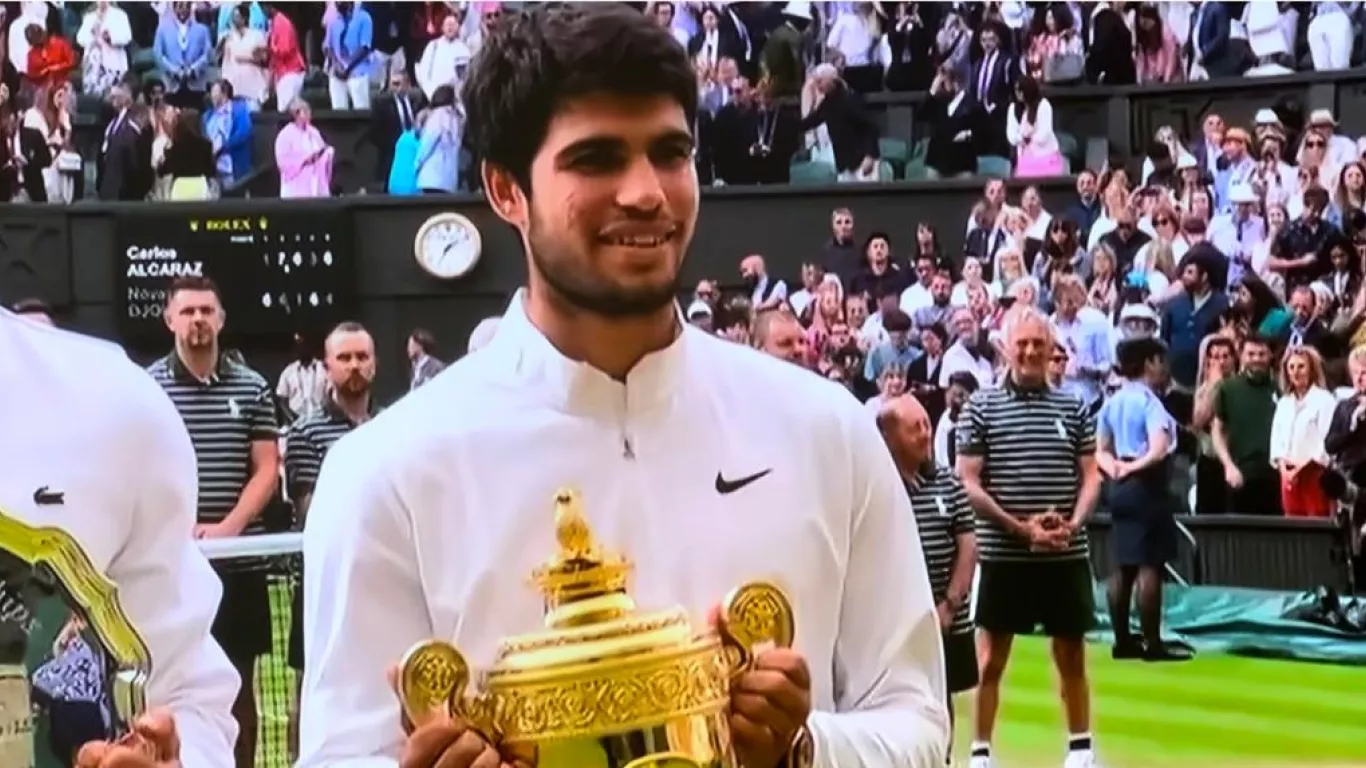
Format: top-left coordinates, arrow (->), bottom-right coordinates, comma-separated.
0,1 -> 1364,200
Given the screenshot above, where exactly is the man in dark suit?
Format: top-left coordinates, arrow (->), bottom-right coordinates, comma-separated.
96,85 -> 147,201
2,118 -> 51,202
968,25 -> 1014,159
369,70 -> 424,191
406,327 -> 446,391
1190,0 -> 1251,79
925,65 -> 981,179
687,6 -> 744,70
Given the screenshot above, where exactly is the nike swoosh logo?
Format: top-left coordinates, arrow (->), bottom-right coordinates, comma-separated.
715,469 -> 772,495
32,486 -> 65,506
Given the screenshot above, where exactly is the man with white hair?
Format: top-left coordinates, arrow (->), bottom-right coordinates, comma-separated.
798,62 -> 879,181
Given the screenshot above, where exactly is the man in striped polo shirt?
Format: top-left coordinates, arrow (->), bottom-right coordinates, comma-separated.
956,308 -> 1102,768
878,394 -> 978,756
282,321 -> 377,761
147,276 -> 280,768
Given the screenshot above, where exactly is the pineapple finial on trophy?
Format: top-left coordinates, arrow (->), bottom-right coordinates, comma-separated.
534,489 -> 634,626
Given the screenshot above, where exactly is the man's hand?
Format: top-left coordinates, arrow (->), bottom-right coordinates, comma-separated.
1026,510 -> 1070,551
193,519 -> 245,539
1224,464 -> 1245,489
935,601 -> 954,630
730,649 -> 813,768
400,719 -> 508,768
77,709 -> 180,767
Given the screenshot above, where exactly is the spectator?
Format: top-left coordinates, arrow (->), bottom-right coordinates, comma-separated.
1190,0 -> 1251,80
1243,1 -> 1294,77
752,308 -> 807,366
689,5 -> 743,69
154,2 -> 213,110
324,1 -> 375,110
264,3 -> 306,111
882,2 -> 939,93
96,84 -> 146,202
865,362 -> 907,416
1307,1 -> 1355,72
1087,244 -> 1120,318
1192,335 -> 1240,516
415,83 -> 462,194
416,13 -> 470,102
1133,4 -> 1181,85
203,80 -> 254,190
275,99 -> 333,199
275,332 -> 328,424
924,64 -> 979,181
406,327 -> 444,390
148,99 -> 178,201
952,256 -> 1000,307
968,23 -> 1014,159
7,2 -> 48,84
1212,335 -> 1281,516
1270,345 -> 1337,518
1026,3 -> 1083,84
1051,274 -> 1114,410
1331,162 -> 1366,227
220,3 -> 270,111
760,3 -> 811,99
849,232 -> 907,309
864,307 -> 920,384
372,70 -> 422,190
0,110 -> 49,202
1086,1 -> 1136,85
1209,183 -> 1266,288
909,321 -> 948,423
799,63 -> 879,182
76,1 -> 133,99
24,22 -> 75,93
741,253 -> 787,309
163,108 -> 216,201
22,82 -> 75,203
1162,250 -> 1229,392
1270,185 -> 1337,289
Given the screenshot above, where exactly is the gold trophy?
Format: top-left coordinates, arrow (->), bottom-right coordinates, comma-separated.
397,489 -> 797,768
0,508 -> 150,768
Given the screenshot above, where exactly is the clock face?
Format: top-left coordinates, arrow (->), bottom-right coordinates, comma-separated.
415,214 -> 482,279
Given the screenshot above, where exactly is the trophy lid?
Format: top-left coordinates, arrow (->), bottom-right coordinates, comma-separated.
487,489 -> 703,675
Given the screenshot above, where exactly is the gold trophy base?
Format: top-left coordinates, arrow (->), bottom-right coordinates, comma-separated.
528,711 -> 736,768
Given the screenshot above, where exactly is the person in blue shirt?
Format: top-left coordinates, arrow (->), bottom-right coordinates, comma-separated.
1095,336 -> 1194,663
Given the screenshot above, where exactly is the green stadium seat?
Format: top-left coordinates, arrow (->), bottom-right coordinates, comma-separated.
911,137 -> 929,160
789,161 -> 837,184
878,138 -> 909,178
977,155 -> 1012,178
903,161 -> 929,181
1057,131 -> 1079,161
876,160 -> 894,182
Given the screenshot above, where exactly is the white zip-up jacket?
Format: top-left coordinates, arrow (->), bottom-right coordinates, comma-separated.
0,309 -> 239,767
299,293 -> 949,767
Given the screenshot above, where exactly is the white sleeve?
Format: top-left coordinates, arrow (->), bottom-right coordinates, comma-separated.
297,430 -> 430,768
1268,398 -> 1290,464
117,368 -> 240,768
809,404 -> 950,768
1033,99 -> 1057,149
1006,105 -> 1021,147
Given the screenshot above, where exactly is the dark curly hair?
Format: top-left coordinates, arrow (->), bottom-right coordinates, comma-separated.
460,3 -> 698,193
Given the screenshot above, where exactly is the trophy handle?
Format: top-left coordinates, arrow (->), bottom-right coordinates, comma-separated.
397,639 -> 498,738
717,581 -> 795,677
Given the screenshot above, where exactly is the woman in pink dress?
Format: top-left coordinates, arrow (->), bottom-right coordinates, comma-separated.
274,99 -> 334,198
1006,75 -> 1065,178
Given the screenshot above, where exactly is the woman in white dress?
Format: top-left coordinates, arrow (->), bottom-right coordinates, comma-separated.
75,1 -> 132,98
219,3 -> 269,110
149,103 -> 179,201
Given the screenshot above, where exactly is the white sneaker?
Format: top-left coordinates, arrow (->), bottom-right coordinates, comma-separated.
969,756 -> 993,768
1063,750 -> 1099,768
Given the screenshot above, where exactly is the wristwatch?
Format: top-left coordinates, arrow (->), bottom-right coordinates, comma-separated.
784,725 -> 814,768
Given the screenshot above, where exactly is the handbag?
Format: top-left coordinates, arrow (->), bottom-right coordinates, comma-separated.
1043,51 -> 1084,82
55,150 -> 82,174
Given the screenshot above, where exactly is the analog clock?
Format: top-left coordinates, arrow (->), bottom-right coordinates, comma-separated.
413,212 -> 482,280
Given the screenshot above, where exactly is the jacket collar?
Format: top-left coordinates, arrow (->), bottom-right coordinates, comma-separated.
485,289 -> 690,418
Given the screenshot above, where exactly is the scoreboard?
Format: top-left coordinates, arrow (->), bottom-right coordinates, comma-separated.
116,210 -> 356,345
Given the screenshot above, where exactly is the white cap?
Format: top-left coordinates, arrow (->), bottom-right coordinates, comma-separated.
686,300 -> 713,319
1254,108 -> 1281,126
1308,108 -> 1337,127
782,1 -> 813,20
1229,183 -> 1258,205
1120,302 -> 1159,324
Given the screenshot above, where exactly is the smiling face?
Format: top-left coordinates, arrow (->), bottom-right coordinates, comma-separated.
487,92 -> 698,317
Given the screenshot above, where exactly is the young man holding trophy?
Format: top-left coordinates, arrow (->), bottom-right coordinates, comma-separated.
0,308 -> 239,767
299,4 -> 950,768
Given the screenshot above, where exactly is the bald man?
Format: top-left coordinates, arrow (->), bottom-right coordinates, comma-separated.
753,308 -> 808,366
740,253 -> 788,309
878,395 -> 979,756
